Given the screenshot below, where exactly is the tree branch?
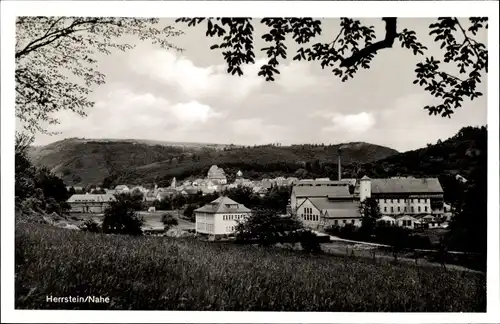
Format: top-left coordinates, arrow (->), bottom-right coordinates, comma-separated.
340,17 -> 398,68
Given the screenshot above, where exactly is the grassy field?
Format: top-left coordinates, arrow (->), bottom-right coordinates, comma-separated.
15,222 -> 486,311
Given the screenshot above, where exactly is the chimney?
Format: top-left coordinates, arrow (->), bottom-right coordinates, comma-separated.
337,148 -> 342,181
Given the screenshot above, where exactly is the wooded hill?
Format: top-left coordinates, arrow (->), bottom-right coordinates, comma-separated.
29,139 -> 398,187
29,126 -> 486,205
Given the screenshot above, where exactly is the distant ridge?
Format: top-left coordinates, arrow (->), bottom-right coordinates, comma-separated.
29,138 -> 399,186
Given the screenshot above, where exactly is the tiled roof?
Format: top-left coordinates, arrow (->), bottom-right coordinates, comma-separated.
292,185 -> 352,198
195,196 -> 251,214
67,194 -> 115,203
371,178 -> 443,194
320,200 -> 360,219
308,198 -> 359,212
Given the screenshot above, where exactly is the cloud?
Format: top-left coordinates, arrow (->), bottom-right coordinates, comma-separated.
276,61 -> 331,92
129,50 -> 266,101
38,87 -> 221,142
230,118 -> 289,145
322,112 -> 376,134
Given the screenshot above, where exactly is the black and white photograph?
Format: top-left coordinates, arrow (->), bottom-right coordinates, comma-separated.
1,1 -> 499,323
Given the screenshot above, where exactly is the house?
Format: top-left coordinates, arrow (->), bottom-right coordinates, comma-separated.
359,176 -> 444,217
207,165 -> 227,184
395,215 -> 420,229
377,215 -> 396,226
156,189 -> 176,201
293,186 -> 360,229
194,196 -> 251,236
67,194 -> 115,213
114,185 -> 130,193
236,170 -> 243,178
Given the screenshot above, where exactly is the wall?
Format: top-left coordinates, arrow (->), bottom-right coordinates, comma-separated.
296,199 -> 321,228
214,213 -> 249,235
377,197 -> 432,216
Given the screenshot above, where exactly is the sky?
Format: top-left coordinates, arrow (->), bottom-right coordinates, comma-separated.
28,18 -> 488,152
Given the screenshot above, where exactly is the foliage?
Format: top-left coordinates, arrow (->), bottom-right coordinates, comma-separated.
79,219 -> 102,233
16,17 -> 182,134
161,214 -> 179,231
31,138 -> 397,186
15,222 -> 486,311
102,194 -> 144,236
176,17 -> 487,118
296,230 -> 323,254
183,204 -> 198,222
359,197 -> 382,237
234,209 -> 303,246
446,140 -> 487,257
15,132 -> 70,216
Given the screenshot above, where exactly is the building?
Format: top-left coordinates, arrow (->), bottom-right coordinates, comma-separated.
359,176 -> 445,217
295,179 -> 350,187
207,165 -> 227,184
292,186 -> 360,229
114,185 -> 130,193
194,196 -> 251,236
67,194 -> 115,213
291,175 -> 445,230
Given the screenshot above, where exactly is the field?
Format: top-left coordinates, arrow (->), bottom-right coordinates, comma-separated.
15,222 -> 486,311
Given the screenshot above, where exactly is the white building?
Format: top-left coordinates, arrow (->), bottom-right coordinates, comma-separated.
194,196 -> 251,236
292,186 -> 360,229
67,194 -> 115,213
359,176 -> 445,217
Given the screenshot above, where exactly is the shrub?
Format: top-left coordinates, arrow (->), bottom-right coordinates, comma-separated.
102,194 -> 144,236
183,204 -> 198,222
161,214 -> 179,231
297,230 -> 323,253
79,219 -> 102,233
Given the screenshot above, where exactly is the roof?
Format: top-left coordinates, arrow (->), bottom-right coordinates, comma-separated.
292,185 -> 352,198
115,185 -> 129,190
308,198 -> 359,211
319,200 -> 360,219
67,194 -> 115,203
195,196 -> 251,214
371,178 -> 443,194
377,215 -> 396,222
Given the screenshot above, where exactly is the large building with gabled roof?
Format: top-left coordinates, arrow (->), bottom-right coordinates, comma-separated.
291,175 -> 445,230
194,196 -> 251,235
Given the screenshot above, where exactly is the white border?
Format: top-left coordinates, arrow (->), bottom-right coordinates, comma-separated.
2,1 -> 499,323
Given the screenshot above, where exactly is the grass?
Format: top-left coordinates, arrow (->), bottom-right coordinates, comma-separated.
15,222 -> 486,311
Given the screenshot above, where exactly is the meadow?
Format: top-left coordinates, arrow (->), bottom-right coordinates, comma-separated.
15,222 -> 486,311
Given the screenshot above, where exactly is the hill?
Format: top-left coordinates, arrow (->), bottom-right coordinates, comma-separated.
29,138 -> 398,187
358,126 -> 487,203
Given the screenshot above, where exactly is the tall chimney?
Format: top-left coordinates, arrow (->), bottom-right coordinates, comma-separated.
337,148 -> 342,181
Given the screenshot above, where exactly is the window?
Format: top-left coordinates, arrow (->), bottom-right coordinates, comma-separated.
418,206 -> 421,212
397,206 -> 400,212
404,207 -> 407,212
408,221 -> 412,227
343,220 -> 347,224
411,207 -> 414,213
391,207 -> 394,213
425,206 -> 428,212
334,220 -> 338,225
351,219 -> 355,224
384,207 -> 387,212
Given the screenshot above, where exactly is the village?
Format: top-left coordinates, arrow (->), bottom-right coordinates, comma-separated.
65,157 -> 455,238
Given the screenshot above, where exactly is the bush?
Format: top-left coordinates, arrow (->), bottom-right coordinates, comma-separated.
297,230 -> 323,253
183,204 -> 198,222
102,194 -> 145,236
79,219 -> 102,233
161,214 -> 179,231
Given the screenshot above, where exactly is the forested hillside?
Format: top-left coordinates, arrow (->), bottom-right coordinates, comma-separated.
30,139 -> 398,187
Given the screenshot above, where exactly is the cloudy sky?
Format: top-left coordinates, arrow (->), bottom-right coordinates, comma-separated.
29,18 -> 488,152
